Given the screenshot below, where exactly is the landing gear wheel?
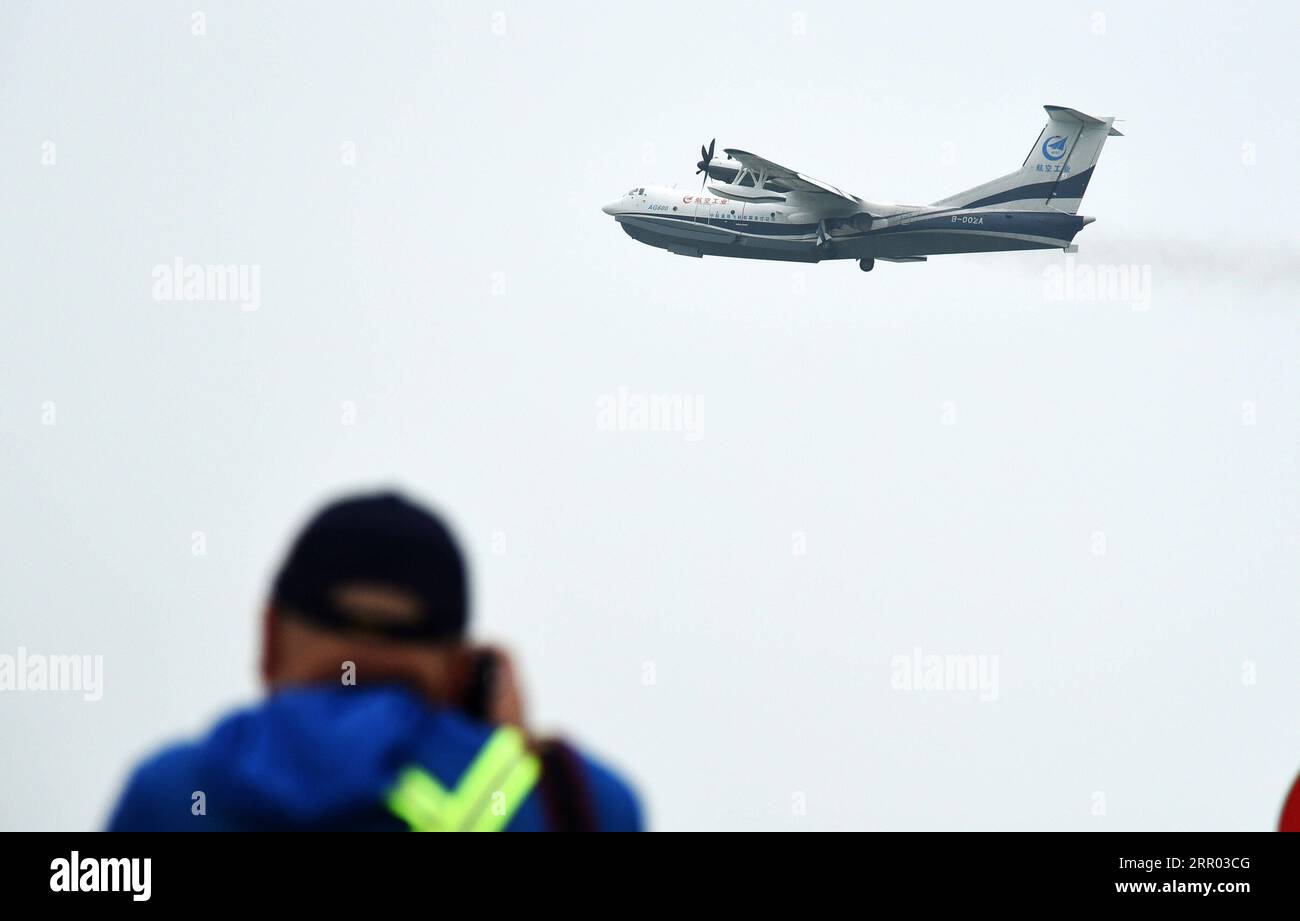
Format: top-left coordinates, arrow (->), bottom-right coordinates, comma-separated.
859,258 -> 875,273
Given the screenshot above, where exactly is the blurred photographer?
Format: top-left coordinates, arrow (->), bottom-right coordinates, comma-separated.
107,492 -> 642,832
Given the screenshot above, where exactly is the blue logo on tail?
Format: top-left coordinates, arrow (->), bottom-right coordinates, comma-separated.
1042,135 -> 1068,161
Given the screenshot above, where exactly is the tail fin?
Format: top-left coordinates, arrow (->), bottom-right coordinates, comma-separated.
934,105 -> 1122,213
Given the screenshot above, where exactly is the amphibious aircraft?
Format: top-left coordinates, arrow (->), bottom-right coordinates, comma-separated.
602,105 -> 1121,271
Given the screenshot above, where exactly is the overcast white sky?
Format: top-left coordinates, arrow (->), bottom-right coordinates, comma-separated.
2,0 -> 1297,831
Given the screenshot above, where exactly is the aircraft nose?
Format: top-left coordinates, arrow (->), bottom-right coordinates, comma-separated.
601,199 -> 620,216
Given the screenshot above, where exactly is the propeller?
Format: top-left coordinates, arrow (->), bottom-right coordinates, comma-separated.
695,138 -> 716,176
694,138 -> 717,210
816,219 -> 832,251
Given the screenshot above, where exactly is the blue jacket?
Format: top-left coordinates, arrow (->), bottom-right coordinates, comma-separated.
107,686 -> 643,832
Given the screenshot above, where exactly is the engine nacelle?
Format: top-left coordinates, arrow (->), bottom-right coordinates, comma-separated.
705,182 -> 787,203
703,159 -> 740,184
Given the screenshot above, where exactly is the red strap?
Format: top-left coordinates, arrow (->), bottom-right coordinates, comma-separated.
1280,774 -> 1300,831
536,739 -> 598,833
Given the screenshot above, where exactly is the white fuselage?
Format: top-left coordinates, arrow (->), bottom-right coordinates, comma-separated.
602,183 -> 851,235
602,129 -> 1105,266
602,179 -> 1089,265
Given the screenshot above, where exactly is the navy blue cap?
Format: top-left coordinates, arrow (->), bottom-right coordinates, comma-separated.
271,492 -> 468,641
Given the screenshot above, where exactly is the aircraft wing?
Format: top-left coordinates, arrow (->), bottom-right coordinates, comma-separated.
723,148 -> 863,204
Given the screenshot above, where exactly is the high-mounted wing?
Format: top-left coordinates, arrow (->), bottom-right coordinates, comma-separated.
722,148 -> 863,205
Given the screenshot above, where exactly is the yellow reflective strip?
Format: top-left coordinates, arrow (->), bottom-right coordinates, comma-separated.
386,766 -> 453,832
447,727 -> 526,830
388,767 -> 452,831
385,727 -> 538,833
466,753 -> 541,832
455,726 -> 526,802
423,727 -> 523,829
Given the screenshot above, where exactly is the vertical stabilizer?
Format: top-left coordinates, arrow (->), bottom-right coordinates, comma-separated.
934,106 -> 1122,213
